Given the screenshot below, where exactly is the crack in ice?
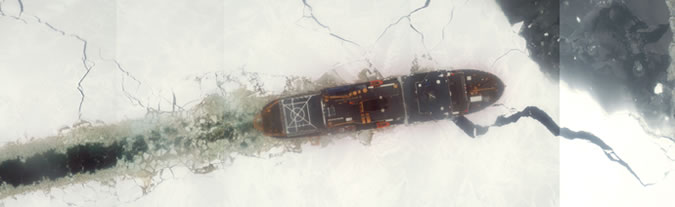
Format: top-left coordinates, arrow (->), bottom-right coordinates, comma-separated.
0,0 -> 26,23
30,16 -> 96,120
375,0 -> 431,43
626,113 -> 675,163
628,113 -> 675,143
300,0 -> 360,47
432,8 -> 454,50
0,0 -> 5,16
490,48 -> 527,68
113,60 -> 142,85
15,0 -> 21,16
409,23 -> 426,48
73,36 -> 94,120
5,13 -> 152,119
452,106 -> 663,187
97,50 -> 152,112
120,77 -> 148,110
113,60 -> 151,111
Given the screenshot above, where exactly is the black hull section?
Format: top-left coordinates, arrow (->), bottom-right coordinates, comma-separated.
254,69 -> 505,138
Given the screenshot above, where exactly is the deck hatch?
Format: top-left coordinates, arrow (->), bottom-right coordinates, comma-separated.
280,95 -> 319,136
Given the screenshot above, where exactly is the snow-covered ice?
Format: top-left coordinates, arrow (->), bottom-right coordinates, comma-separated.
1,0 -> 674,206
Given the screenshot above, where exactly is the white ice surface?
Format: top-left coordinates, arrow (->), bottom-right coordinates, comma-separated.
0,0 -> 673,206
560,82 -> 675,207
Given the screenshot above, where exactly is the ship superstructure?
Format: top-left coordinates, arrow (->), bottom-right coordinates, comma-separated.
254,69 -> 505,138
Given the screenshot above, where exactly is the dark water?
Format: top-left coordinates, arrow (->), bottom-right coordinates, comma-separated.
497,0 -> 673,129
560,0 -> 671,113
495,0 -> 560,80
0,137 -> 148,187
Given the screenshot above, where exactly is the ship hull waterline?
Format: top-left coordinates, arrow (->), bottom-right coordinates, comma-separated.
253,69 -> 505,138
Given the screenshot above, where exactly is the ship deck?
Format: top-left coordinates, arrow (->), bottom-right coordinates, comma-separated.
320,78 -> 406,132
255,69 -> 505,138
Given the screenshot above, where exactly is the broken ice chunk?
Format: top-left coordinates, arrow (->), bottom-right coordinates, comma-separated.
654,83 -> 663,94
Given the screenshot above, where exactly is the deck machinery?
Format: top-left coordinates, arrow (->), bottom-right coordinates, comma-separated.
254,69 -> 505,138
